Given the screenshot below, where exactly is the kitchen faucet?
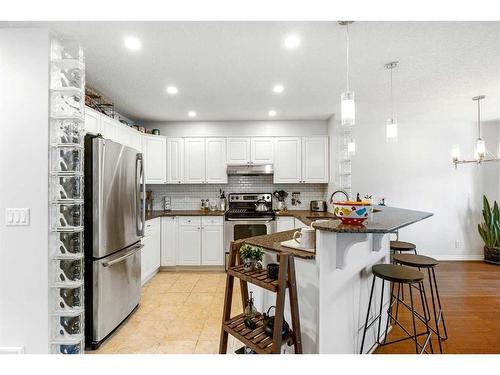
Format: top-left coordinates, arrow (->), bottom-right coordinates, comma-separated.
329,190 -> 349,204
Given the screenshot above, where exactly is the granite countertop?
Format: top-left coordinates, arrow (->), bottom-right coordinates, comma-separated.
146,210 -> 225,221
243,229 -> 316,260
311,205 -> 433,233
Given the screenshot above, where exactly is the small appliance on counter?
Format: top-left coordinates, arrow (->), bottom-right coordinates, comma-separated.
310,200 -> 327,212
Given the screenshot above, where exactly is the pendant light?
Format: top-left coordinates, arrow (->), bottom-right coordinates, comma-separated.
452,95 -> 500,168
385,61 -> 399,143
339,21 -> 355,127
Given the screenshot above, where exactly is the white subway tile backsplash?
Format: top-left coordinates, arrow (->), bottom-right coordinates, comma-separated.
147,175 -> 327,211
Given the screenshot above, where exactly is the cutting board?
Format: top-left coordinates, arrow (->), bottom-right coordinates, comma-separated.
280,239 -> 315,253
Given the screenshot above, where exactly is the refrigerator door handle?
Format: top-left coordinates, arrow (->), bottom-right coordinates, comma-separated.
136,153 -> 146,237
102,244 -> 143,267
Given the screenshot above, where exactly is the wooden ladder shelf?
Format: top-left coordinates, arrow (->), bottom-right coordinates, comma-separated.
219,241 -> 303,354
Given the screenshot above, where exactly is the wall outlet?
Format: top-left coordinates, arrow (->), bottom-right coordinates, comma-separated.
454,240 -> 461,249
5,208 -> 30,226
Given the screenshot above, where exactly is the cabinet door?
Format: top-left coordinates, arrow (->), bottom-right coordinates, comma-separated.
142,135 -> 167,184
276,216 -> 295,232
227,137 -> 251,165
178,225 -> 201,265
302,136 -> 329,183
184,138 -> 205,184
205,138 -> 227,184
274,137 -> 302,183
130,129 -> 142,152
201,225 -> 224,265
84,107 -> 101,135
142,218 -> 161,285
166,138 -> 184,184
251,137 -> 274,164
115,123 -> 130,147
161,216 -> 178,266
101,116 -> 118,141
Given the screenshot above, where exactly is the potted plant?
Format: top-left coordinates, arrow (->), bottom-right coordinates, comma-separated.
478,195 -> 500,264
239,244 -> 265,271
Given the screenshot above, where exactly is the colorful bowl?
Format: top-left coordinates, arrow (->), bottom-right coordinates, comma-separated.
333,201 -> 371,225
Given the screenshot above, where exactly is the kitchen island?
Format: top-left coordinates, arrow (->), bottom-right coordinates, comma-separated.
239,206 -> 432,354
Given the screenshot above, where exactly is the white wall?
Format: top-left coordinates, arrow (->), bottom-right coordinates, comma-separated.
0,29 -> 50,353
346,98 -> 500,260
144,120 -> 327,137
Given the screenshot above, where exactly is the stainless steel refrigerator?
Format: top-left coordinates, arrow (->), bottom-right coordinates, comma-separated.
84,134 -> 145,349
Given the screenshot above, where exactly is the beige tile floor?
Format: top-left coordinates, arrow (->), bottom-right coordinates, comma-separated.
91,271 -> 244,354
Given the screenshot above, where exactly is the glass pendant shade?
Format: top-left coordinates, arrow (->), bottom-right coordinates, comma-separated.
386,119 -> 398,143
451,144 -> 461,161
341,91 -> 355,126
475,139 -> 486,161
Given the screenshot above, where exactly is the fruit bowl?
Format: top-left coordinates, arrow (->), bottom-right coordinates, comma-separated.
332,201 -> 371,225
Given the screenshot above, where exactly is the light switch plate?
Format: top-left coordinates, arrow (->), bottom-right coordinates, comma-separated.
5,208 -> 30,226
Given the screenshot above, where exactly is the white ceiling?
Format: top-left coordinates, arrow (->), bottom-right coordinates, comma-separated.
2,21 -> 500,122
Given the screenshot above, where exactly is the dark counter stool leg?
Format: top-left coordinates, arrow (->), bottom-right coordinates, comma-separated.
360,264 -> 432,354
390,240 -> 417,319
394,253 -> 448,353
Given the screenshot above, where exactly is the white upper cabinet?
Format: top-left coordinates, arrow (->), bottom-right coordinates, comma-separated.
184,138 -> 206,184
142,135 -> 167,184
100,115 -> 118,141
129,129 -> 142,152
84,108 -> 101,135
274,137 -> 302,183
251,137 -> 274,164
205,138 -> 228,184
166,137 -> 184,184
302,136 -> 329,183
227,137 -> 251,164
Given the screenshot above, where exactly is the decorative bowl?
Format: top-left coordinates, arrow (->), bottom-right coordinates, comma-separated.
333,201 -> 371,225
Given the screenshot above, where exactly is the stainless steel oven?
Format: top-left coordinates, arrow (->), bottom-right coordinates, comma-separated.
224,193 -> 276,269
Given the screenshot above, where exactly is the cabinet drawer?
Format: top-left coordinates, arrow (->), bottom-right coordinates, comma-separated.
179,216 -> 201,226
202,216 -> 223,226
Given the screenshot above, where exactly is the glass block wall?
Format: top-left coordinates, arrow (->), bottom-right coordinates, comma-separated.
48,37 -> 85,354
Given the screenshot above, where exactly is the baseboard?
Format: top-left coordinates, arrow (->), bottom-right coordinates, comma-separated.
160,266 -> 225,272
0,346 -> 24,354
433,254 -> 483,261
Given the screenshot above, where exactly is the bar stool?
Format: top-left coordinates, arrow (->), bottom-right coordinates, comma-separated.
360,264 -> 433,354
393,253 -> 448,353
389,240 -> 417,304
390,240 -> 417,254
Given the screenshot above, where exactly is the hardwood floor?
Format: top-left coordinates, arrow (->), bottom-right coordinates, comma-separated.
374,261 -> 500,354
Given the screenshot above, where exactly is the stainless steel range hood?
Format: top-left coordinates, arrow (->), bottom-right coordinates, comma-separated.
226,164 -> 274,176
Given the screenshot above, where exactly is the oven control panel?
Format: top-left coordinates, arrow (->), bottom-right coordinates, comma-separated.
229,193 -> 272,203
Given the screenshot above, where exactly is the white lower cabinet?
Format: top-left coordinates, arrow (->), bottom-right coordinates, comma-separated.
156,216 -> 224,267
141,218 -> 161,285
178,217 -> 202,265
276,216 -> 295,232
161,216 -> 178,266
201,217 -> 224,265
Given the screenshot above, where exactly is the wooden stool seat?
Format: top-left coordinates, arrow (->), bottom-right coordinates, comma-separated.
394,254 -> 438,268
372,264 -> 424,284
390,240 -> 417,252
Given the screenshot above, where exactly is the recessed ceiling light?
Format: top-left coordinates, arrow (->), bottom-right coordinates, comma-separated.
284,34 -> 301,49
166,86 -> 178,95
188,111 -> 197,118
124,36 -> 141,51
273,84 -> 285,94
268,110 -> 277,117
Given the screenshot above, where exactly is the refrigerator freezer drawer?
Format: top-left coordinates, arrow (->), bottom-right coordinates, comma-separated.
92,242 -> 142,343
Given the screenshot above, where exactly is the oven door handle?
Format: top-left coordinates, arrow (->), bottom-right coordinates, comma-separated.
226,218 -> 275,222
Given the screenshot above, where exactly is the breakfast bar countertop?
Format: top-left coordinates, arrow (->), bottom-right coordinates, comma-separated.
242,229 -> 316,260
311,205 -> 433,233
